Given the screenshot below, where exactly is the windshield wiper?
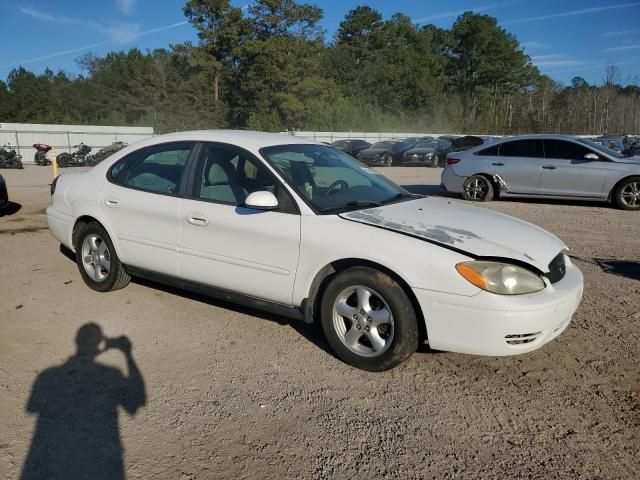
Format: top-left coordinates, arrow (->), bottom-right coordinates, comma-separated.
381,192 -> 421,204
320,200 -> 381,213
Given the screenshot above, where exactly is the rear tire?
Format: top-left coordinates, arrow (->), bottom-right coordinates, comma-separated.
462,175 -> 494,202
74,222 -> 130,292
320,267 -> 419,371
613,176 -> 640,210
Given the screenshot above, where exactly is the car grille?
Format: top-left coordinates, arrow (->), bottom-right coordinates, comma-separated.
545,252 -> 567,284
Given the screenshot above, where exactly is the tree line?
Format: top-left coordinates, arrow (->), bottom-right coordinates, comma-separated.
1,0 -> 638,135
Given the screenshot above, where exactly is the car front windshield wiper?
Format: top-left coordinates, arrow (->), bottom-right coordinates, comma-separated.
380,192 -> 422,204
319,200 -> 382,213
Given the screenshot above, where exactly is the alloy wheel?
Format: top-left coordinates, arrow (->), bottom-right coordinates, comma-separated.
620,181 -> 640,208
81,234 -> 111,282
332,285 -> 394,357
464,177 -> 489,200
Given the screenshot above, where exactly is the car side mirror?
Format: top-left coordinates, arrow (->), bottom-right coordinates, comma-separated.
584,153 -> 599,161
244,191 -> 278,210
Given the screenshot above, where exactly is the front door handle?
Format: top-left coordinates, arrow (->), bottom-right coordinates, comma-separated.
491,162 -> 504,166
104,197 -> 119,208
187,213 -> 209,226
542,165 -> 557,170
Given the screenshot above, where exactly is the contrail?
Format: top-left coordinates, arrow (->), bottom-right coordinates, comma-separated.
0,20 -> 189,71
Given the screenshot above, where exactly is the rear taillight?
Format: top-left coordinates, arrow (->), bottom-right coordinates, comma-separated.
50,175 -> 60,196
447,158 -> 461,165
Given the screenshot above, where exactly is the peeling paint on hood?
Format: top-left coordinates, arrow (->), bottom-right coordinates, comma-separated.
340,197 -> 567,272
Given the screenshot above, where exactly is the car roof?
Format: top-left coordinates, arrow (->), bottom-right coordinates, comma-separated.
147,130 -> 322,149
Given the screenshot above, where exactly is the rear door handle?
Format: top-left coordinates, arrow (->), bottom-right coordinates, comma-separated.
104,197 -> 119,208
542,165 -> 557,170
491,162 -> 504,166
187,213 -> 209,226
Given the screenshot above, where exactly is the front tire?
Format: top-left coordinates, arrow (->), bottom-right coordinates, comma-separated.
462,175 -> 494,202
613,176 -> 640,210
74,222 -> 130,292
384,154 -> 393,166
320,267 -> 419,371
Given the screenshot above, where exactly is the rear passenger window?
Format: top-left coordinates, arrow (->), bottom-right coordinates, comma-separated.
544,140 -> 592,160
121,143 -> 192,195
477,144 -> 499,156
498,140 -> 544,158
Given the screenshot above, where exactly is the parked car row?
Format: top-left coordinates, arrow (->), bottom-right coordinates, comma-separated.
441,134 -> 640,210
331,135 -> 496,167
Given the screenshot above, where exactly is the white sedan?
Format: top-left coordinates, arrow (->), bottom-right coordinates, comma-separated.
47,131 -> 583,371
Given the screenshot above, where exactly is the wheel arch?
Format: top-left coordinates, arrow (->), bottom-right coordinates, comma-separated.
608,174 -> 640,202
302,258 -> 428,344
72,215 -> 122,258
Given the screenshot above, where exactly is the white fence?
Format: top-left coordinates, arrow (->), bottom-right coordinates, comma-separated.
0,123 -> 154,164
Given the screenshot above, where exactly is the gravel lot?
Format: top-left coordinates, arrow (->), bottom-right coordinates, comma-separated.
1,165 -> 638,479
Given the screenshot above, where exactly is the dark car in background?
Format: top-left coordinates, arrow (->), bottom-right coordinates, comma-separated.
357,140 -> 417,166
0,174 -> 8,210
331,139 -> 371,158
402,138 -> 439,166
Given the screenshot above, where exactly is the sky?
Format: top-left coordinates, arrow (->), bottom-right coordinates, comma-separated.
0,0 -> 639,86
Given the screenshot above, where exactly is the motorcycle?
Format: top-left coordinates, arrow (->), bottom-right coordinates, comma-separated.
56,143 -> 92,168
33,143 -> 53,166
0,144 -> 24,169
85,141 -> 128,167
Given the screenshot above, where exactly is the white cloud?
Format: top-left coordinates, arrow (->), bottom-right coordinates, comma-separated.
413,1 -> 521,24
545,59 -> 640,74
521,41 -> 550,50
117,0 -> 136,15
603,44 -> 640,52
504,2 -> 640,25
20,6 -> 140,44
603,28 -> 640,37
531,54 -> 585,68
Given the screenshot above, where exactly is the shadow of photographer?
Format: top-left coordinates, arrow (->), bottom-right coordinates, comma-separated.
21,323 -> 146,480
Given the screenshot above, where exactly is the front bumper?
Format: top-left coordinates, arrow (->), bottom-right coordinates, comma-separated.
413,259 -> 583,356
441,166 -> 466,194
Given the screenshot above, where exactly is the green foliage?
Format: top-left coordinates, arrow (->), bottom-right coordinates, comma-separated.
0,3 -> 638,135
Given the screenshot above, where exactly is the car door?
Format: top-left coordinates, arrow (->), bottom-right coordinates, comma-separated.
486,139 -> 544,194
178,142 -> 302,305
540,140 -> 607,197
100,142 -> 195,276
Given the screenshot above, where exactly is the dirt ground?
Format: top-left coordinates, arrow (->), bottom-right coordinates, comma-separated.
1,165 -> 638,479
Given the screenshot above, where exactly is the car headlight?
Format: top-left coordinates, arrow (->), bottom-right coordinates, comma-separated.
455,261 -> 545,295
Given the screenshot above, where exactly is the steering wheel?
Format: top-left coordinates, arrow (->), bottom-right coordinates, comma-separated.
325,179 -> 349,196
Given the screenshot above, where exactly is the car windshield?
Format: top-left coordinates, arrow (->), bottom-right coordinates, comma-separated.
576,138 -> 624,158
261,144 -> 415,214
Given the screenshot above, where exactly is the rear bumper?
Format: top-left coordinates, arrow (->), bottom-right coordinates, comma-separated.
441,167 -> 465,194
46,207 -> 74,249
414,259 -> 583,356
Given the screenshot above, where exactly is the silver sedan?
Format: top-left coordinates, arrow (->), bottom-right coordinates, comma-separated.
441,134 -> 640,210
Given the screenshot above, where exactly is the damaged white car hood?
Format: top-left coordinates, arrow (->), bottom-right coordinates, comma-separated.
340,197 -> 566,272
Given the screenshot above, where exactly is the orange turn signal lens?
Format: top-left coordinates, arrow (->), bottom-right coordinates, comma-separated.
455,263 -> 489,290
